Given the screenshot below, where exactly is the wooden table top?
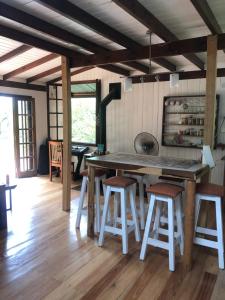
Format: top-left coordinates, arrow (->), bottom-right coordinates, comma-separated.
87,152 -> 209,180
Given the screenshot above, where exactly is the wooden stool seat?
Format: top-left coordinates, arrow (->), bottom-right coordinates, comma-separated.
196,183 -> 224,198
146,183 -> 184,198
80,168 -> 106,178
103,176 -> 136,188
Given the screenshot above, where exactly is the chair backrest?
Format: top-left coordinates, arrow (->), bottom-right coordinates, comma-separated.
49,141 -> 63,167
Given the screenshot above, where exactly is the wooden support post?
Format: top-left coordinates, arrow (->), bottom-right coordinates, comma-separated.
0,185 -> 7,229
61,56 -> 71,211
204,35 -> 218,148
183,180 -> 196,271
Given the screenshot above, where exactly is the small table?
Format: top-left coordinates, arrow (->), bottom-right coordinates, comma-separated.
86,152 -> 209,271
0,183 -> 17,229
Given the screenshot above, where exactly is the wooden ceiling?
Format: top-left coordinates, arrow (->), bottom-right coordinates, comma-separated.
0,0 -> 224,85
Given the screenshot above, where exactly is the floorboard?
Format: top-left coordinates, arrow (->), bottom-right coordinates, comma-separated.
0,176 -> 224,299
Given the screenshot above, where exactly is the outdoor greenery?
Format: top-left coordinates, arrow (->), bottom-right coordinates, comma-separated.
71,97 -> 96,144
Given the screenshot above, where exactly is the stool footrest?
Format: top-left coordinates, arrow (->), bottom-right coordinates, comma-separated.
105,226 -> 122,235
194,237 -> 218,249
147,237 -> 169,250
196,226 -> 217,237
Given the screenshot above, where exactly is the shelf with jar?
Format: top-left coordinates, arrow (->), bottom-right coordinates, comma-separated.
162,95 -> 219,149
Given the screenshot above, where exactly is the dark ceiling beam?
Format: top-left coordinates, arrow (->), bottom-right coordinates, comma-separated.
112,0 -> 204,70
0,44 -> 32,64
47,66 -> 95,84
27,65 -> 61,83
191,0 -> 223,34
99,65 -> 130,76
36,0 -> 176,71
190,0 -> 225,53
70,33 -> 225,67
131,68 -> 225,84
0,79 -> 46,91
3,53 -> 59,80
0,2 -> 148,74
0,24 -> 82,59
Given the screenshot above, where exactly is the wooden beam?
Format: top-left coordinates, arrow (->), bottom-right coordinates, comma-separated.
112,0 -> 204,69
204,35 -> 218,147
99,65 -> 130,76
191,0 -> 223,34
27,66 -> 61,83
47,66 -> 94,84
70,33 -> 225,68
3,53 -> 59,80
36,0 -> 176,71
61,56 -> 71,211
131,68 -> 225,84
0,2 -> 148,74
191,0 -> 225,53
0,80 -> 46,91
0,45 -> 32,64
0,24 -> 83,60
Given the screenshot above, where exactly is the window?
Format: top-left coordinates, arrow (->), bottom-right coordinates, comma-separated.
71,80 -> 100,145
71,96 -> 96,144
47,80 -> 101,145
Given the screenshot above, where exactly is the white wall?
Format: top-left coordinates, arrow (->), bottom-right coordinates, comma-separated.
72,68 -> 225,184
0,86 -> 48,159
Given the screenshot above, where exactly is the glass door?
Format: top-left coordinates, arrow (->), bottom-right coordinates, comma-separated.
13,96 -> 37,178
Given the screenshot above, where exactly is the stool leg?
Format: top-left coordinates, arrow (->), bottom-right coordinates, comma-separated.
139,180 -> 145,230
95,177 -> 101,233
175,196 -> 184,256
99,186 -> 111,247
168,198 -> 175,271
153,201 -> 161,239
140,194 -> 155,260
129,184 -> 141,242
76,176 -> 88,228
215,197 -> 224,269
114,192 -> 119,228
121,188 -> 128,254
195,195 -> 201,232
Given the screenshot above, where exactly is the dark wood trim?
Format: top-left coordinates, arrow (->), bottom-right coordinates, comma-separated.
3,53 -> 59,80
131,68 -> 225,84
191,0 -> 223,34
36,0 -> 176,71
69,33 -> 225,68
0,24 -> 83,60
47,67 -> 94,84
0,80 -> 46,92
99,65 -> 130,76
0,45 -> 32,64
191,0 -> 225,54
112,0 -> 204,69
27,66 -> 61,83
0,2 -> 148,74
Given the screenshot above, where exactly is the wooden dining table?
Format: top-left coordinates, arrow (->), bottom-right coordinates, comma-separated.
86,152 -> 209,271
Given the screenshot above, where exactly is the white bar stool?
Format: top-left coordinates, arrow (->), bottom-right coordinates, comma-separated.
76,168 -> 106,232
194,183 -> 224,269
99,176 -> 141,254
124,172 -> 151,230
140,182 -> 184,271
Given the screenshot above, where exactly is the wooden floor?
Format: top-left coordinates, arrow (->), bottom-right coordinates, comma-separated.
0,176 -> 224,300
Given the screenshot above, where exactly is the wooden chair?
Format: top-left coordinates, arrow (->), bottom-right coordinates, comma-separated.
48,141 -> 63,182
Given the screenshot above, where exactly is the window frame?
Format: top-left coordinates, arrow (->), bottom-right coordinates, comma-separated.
47,79 -> 101,146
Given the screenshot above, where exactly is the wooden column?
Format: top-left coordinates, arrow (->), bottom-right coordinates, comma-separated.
61,56 -> 71,211
204,35 -> 218,148
0,185 -> 7,229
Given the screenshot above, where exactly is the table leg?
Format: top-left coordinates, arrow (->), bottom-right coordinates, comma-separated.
183,180 -> 196,271
87,165 -> 95,238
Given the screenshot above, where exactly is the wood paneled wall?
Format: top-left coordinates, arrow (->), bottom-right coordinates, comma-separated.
69,68 -> 225,184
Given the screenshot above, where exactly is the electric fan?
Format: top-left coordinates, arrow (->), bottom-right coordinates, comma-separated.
134,132 -> 159,156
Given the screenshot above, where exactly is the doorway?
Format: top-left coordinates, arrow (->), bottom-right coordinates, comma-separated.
0,96 -> 15,181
